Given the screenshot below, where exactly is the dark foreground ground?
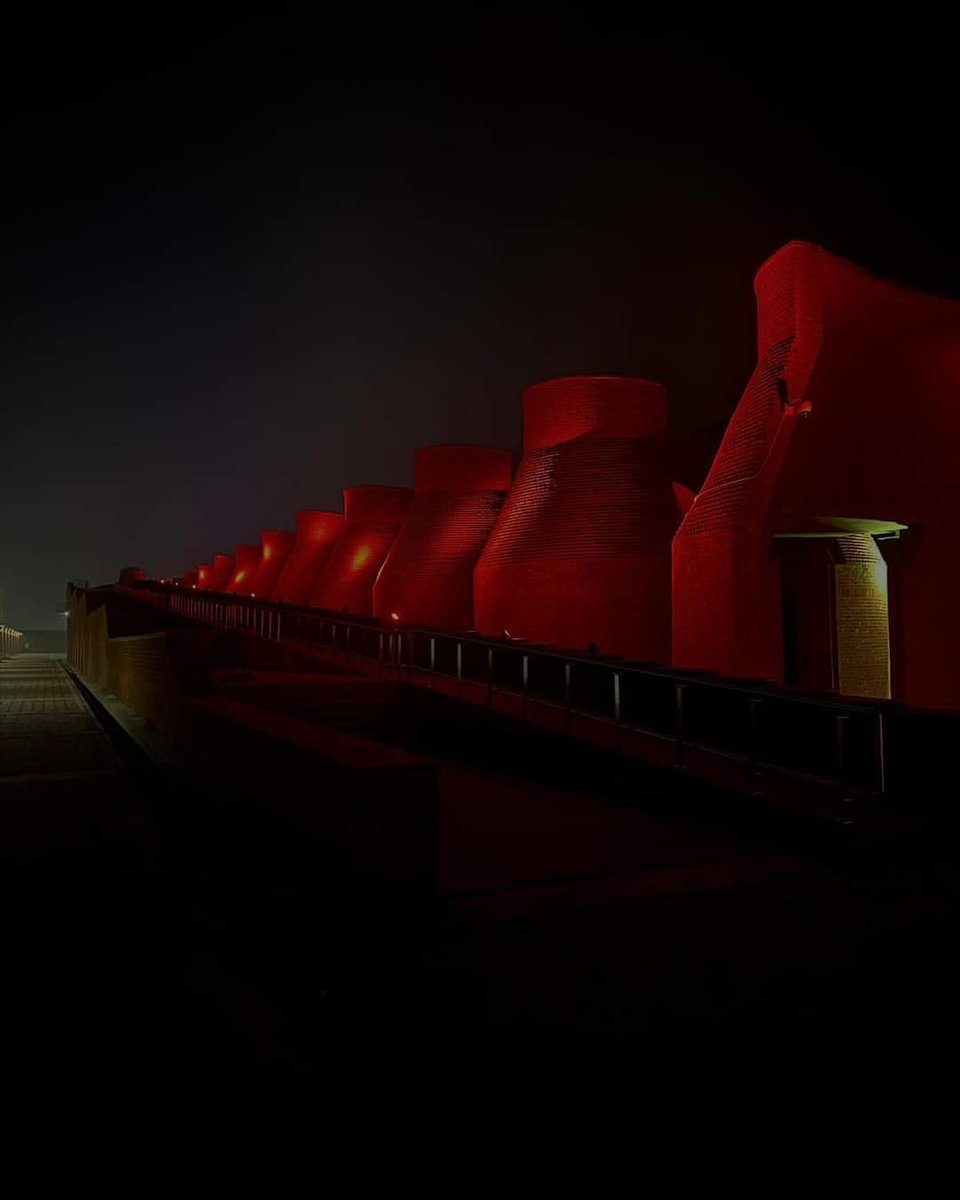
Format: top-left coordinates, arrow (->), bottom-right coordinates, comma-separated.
2,654 -> 959,1093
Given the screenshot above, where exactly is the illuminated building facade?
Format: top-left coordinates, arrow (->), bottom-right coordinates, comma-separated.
273,511 -> 344,606
474,376 -> 684,661
225,544 -> 261,595
374,445 -> 512,629
308,486 -> 413,615
673,240 -> 960,707
211,554 -> 234,592
249,530 -> 295,600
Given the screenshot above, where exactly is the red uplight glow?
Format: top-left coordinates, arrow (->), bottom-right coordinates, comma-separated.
308,486 -> 412,615
373,445 -> 512,630
474,376 -> 680,661
272,511 -> 345,606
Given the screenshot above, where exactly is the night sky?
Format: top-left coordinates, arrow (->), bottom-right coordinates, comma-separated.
3,6 -> 957,628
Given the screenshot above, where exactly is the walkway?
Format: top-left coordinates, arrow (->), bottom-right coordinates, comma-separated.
0,654 -> 148,859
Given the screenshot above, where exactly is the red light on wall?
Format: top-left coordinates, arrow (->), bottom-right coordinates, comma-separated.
671,239 -> 960,708
308,486 -> 412,615
474,376 -> 680,662
225,545 -> 261,595
197,563 -> 213,590
250,530 -> 295,601
211,554 -> 234,592
373,444 -> 512,630
273,511 -> 345,606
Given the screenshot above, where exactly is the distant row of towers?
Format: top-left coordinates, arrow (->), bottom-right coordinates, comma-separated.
130,241 -> 960,710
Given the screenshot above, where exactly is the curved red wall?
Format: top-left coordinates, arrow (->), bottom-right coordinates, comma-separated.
249,530 -> 294,600
308,486 -> 413,615
374,445 -> 512,629
672,240 -> 960,708
196,563 -> 213,590
273,511 -> 344,606
225,544 -> 261,595
181,570 -> 198,589
474,376 -> 681,660
211,554 -> 234,592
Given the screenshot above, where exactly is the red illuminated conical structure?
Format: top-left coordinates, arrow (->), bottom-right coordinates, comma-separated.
197,563 -> 213,590
474,376 -> 683,660
211,554 -> 234,592
225,544 -> 261,595
273,511 -> 344,607
374,445 -> 512,629
249,530 -> 294,600
672,240 -> 960,707
308,486 -> 413,615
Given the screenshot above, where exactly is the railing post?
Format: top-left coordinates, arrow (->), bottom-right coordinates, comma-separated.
522,653 -> 529,717
429,636 -> 436,688
613,671 -> 622,751
836,713 -> 853,824
564,661 -> 572,733
487,646 -> 494,706
748,697 -> 764,797
674,682 -> 685,770
456,641 -> 462,699
875,709 -> 886,795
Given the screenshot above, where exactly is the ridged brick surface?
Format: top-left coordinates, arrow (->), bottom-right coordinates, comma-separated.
273,511 -> 344,607
249,530 -> 295,600
374,446 -> 512,629
225,544 -> 261,595
474,376 -> 680,660
308,486 -> 413,615
673,240 -> 960,707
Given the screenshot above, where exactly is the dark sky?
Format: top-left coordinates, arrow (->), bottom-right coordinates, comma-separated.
3,5 -> 958,627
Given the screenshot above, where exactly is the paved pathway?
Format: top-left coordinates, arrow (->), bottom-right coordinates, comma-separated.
0,653 -> 122,784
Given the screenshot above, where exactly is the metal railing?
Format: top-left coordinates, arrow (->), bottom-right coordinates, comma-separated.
0,625 -> 24,658
117,579 -> 891,804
